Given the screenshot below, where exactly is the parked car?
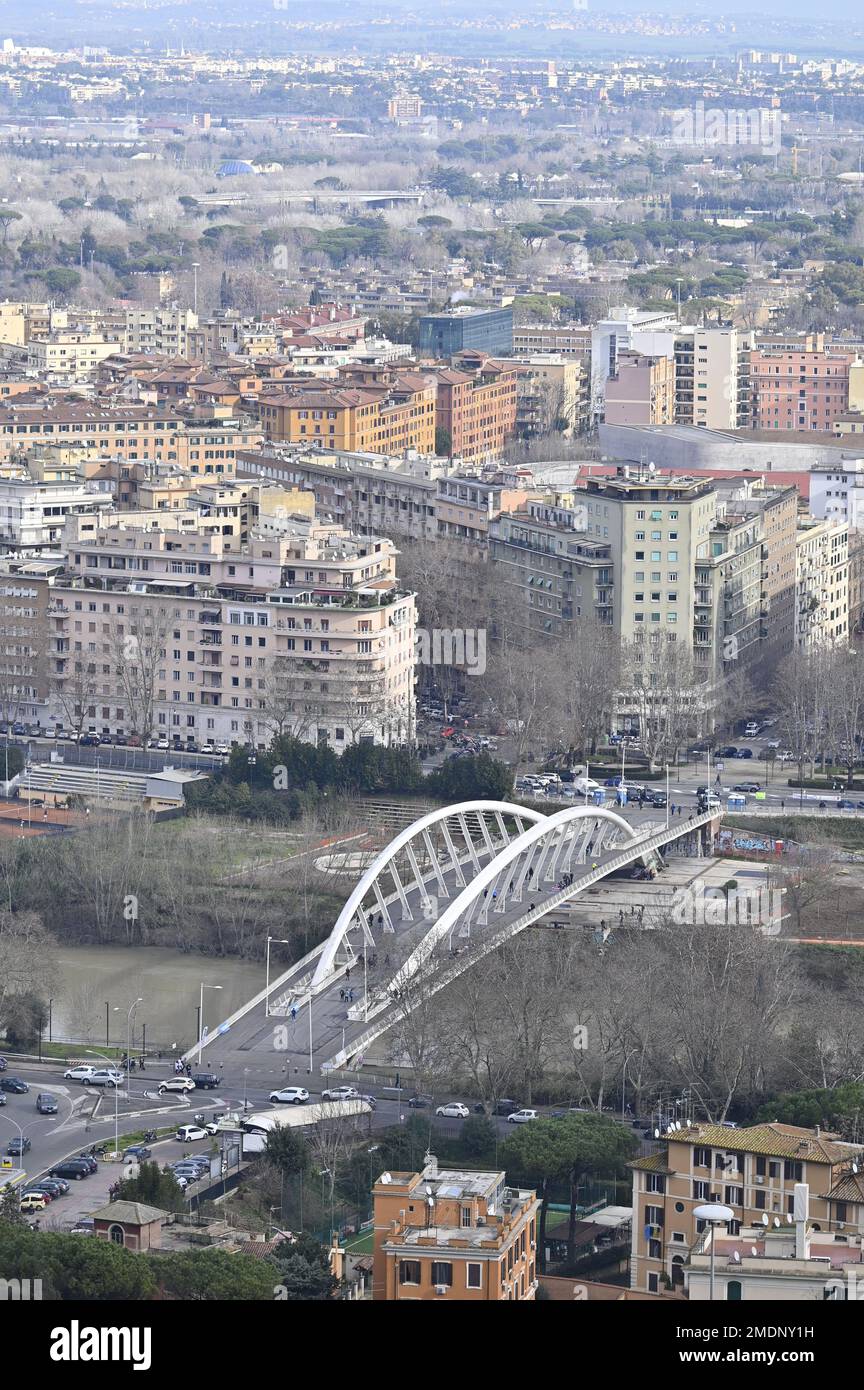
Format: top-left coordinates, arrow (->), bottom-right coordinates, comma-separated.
435,1102 -> 469,1119
78,734 -> 100,746
407,1095 -> 429,1108
492,1099 -> 521,1116
320,1086 -> 359,1102
1,1077 -> 29,1093
123,1145 -> 152,1161
74,1154 -> 98,1172
190,1073 -> 221,1090
718,746 -> 738,758
0,1093 -> 6,1106
30,1178 -> 69,1197
507,1109 -> 539,1124
170,1172 -> 189,1189
6,1136 -> 31,1155
158,1077 -> 196,1094
175,1125 -> 209,1143
269,1087 -> 309,1105
36,1093 -> 58,1114
20,1194 -> 49,1212
63,1065 -> 96,1081
732,783 -> 762,794
736,748 -> 754,759
0,1057 -> 7,1072
50,1160 -> 92,1180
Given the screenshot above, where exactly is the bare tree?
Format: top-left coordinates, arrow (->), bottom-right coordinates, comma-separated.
49,659 -> 100,742
112,606 -> 172,745
620,636 -> 702,770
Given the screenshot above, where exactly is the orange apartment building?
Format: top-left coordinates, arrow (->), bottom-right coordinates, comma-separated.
255,377 -> 436,456
749,348 -> 858,432
372,1156 -> 540,1301
433,355 -> 517,463
629,1121 -> 864,1295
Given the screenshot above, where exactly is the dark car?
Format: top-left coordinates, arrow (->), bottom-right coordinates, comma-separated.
1,1077 -> 29,1094
36,1093 -> 58,1115
0,1056 -> 6,1072
407,1095 -> 429,1108
647,790 -> 668,808
190,1073 -> 221,1090
30,1178 -> 69,1197
718,746 -> 738,758
74,1153 -> 99,1172
124,1145 -> 152,1161
78,733 -> 100,746
837,799 -> 857,810
493,1099 -> 521,1116
7,1136 -> 31,1155
736,748 -> 754,759
50,1160 -> 91,1180
113,734 -> 129,746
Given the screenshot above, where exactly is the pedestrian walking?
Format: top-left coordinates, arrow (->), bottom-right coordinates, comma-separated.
670,802 -> 675,817
780,800 -> 785,812
345,968 -> 351,981
339,988 -> 345,1001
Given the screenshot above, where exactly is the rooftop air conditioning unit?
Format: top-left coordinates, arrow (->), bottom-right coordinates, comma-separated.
435,1285 -> 447,1296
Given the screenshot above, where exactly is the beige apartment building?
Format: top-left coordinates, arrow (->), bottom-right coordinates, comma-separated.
511,322 -> 591,357
674,327 -> 754,429
491,354 -> 588,437
629,1122 -> 864,1295
124,308 -> 198,358
604,351 -> 674,427
26,332 -> 117,382
489,502 -> 615,639
40,509 -> 415,749
794,517 -> 849,650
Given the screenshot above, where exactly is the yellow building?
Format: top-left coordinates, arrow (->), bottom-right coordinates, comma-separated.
257,378 -> 436,456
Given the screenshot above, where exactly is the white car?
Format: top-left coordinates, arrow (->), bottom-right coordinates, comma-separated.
158,1076 -> 197,1094
436,1103 -> 470,1119
175,1125 -> 208,1142
269,1087 -> 309,1105
64,1065 -> 97,1081
321,1086 -> 359,1102
214,742 -> 230,755
82,1069 -> 123,1087
507,1109 -> 538,1124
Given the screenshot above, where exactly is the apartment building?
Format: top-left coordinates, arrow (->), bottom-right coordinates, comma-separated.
750,348 -> 859,433
512,322 -> 591,358
795,517 -> 849,650
255,378 -> 437,457
0,569 -> 49,724
42,509 -> 415,750
674,327 -> 754,430
590,307 -> 679,416
809,458 -> 864,530
629,1122 -> 864,1295
604,351 -> 675,427
492,354 -> 588,438
26,332 -> 118,382
0,477 -> 112,554
437,473 -> 535,550
489,505 -> 615,639
0,300 -> 58,347
0,403 -> 262,471
433,357 -> 517,463
372,1155 -> 540,1302
124,308 -> 198,358
716,482 -> 798,672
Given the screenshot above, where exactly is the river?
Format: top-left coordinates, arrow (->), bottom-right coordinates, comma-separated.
48,946 -> 265,1056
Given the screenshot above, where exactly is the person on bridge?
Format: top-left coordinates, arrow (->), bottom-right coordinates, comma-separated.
670,802 -> 676,817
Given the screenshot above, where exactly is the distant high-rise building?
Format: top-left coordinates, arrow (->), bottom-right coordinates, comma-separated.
419,306 -> 513,359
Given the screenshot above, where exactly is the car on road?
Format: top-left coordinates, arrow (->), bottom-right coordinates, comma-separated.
321,1086 -> 359,1103
506,1109 -> 539,1124
50,1160 -> 92,1180
82,1069 -> 123,1087
646,790 -> 668,808
732,782 -> 762,794
736,748 -> 754,759
20,1194 -> 49,1212
837,799 -> 857,810
492,1099 -> 521,1116
718,746 -> 738,758
355,1093 -> 377,1109
158,1076 -> 196,1094
0,1077 -> 29,1093
124,1145 -> 152,1161
269,1087 -> 309,1105
435,1103 -> 470,1119
176,1125 -> 209,1142
190,1073 -> 221,1090
407,1096 -> 429,1108
63,1065 -> 97,1081
36,1093 -> 58,1114
0,1057 -> 6,1072
7,1136 -> 31,1155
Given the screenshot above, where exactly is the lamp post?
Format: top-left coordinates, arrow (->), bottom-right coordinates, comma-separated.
105,1001 -> 110,1049
265,937 -> 292,1018
367,1145 -> 380,1211
693,1203 -> 734,1302
198,983 -> 223,1065
86,1048 -> 122,1156
115,998 -> 143,1072
191,262 -> 200,315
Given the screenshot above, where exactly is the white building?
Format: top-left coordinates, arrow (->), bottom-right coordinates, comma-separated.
590,307 -> 679,417
0,478 -> 112,554
809,458 -> 864,530
794,517 -> 849,650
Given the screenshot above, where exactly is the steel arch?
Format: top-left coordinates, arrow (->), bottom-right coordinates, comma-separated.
391,803 -> 639,988
310,799 -> 548,988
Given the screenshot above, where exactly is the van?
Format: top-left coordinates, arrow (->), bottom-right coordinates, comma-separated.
744,722 -> 760,738
573,776 -> 600,796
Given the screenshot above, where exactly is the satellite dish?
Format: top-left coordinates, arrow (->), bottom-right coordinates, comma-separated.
732,1250 -> 741,1264
750,1246 -> 758,1257
676,1121 -> 682,1131
761,1213 -> 769,1227
654,1128 -> 660,1139
773,1216 -> 781,1227
648,461 -> 656,473
853,1162 -> 859,1174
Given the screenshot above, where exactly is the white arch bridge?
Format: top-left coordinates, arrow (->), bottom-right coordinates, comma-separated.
246,798 -> 717,1076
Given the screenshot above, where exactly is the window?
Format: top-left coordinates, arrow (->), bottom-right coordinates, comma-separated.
694,1147 -> 711,1168
784,1161 -> 803,1182
109,1224 -> 125,1246
466,1263 -> 482,1290
461,1207 -> 472,1228
431,1261 -> 453,1288
399,1261 -> 421,1286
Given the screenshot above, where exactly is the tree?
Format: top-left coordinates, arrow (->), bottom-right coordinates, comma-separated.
112,607 -> 171,746
271,1232 -> 336,1300
0,910 -> 55,1031
620,637 -> 703,770
0,210 -> 22,245
117,1160 -> 186,1213
502,1113 -> 636,1267
44,268 -> 81,298
157,1248 -> 277,1300
49,659 -> 100,744
264,1125 -> 310,1177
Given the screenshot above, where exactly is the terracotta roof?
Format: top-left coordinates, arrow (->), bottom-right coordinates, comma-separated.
821,1170 -> 864,1204
664,1122 -> 859,1163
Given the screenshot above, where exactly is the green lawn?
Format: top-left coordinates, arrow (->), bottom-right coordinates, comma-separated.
343,1228 -> 374,1254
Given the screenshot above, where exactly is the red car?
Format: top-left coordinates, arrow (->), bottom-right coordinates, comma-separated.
440,727 -> 455,738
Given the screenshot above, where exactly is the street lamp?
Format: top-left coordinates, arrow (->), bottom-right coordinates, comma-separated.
265,937 -> 292,1018
191,261 -> 200,315
114,998 -> 143,1071
367,1145 -> 380,1201
198,983 -> 223,1065
693,1203 -> 734,1302
86,1048 -> 122,1157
